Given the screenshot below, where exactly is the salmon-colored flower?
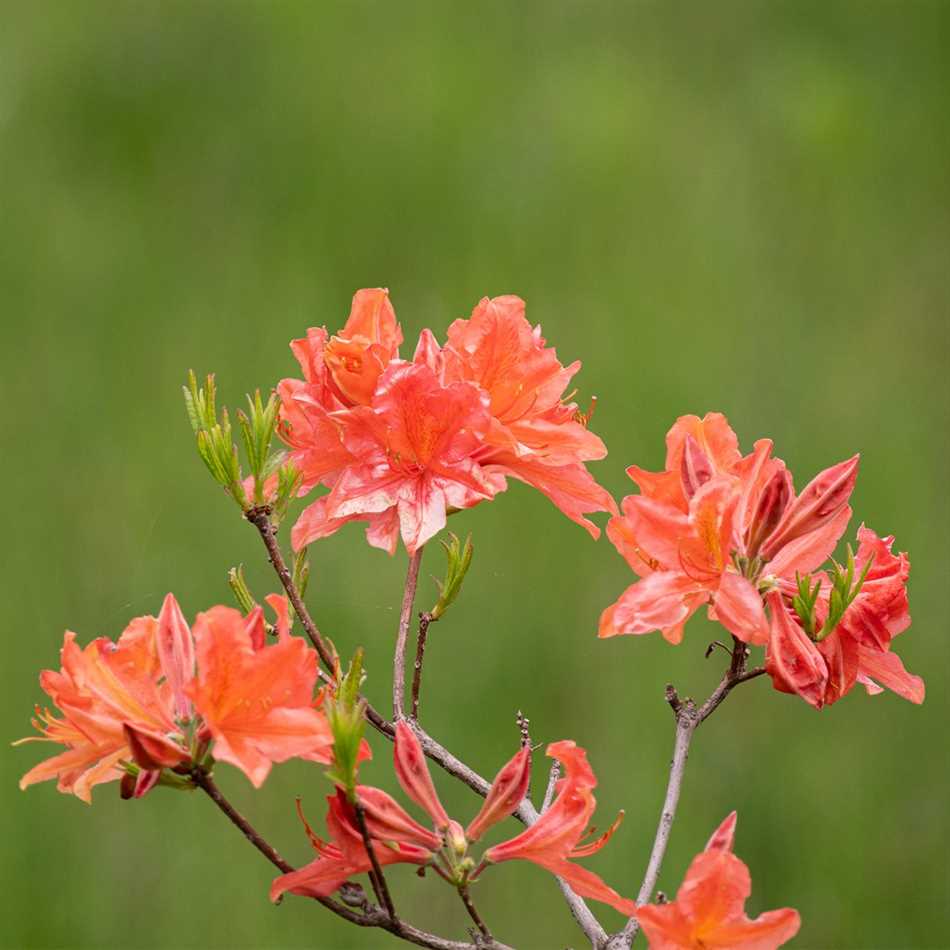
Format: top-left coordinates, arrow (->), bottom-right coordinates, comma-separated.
270,791 -> 432,903
482,740 -> 636,916
280,290 -> 615,554
294,361 -> 505,554
636,812 -> 801,949
439,295 -> 617,537
17,594 -> 335,800
766,527 -> 924,709
600,412 -> 858,645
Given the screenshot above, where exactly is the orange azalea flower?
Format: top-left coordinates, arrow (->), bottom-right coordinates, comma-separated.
600,412 -> 858,645
482,741 -> 636,916
270,791 -> 432,903
280,290 -> 615,554
17,594 -> 335,800
636,812 -> 800,949
438,295 -> 617,538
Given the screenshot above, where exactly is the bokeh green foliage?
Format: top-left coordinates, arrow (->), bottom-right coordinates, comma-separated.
2,2 -> 947,947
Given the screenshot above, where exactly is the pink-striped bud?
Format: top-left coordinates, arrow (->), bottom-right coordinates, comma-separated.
704,811 -> 737,853
761,455 -> 859,560
157,593 -> 195,720
446,819 -> 468,858
393,720 -> 449,829
465,746 -> 531,842
765,591 -> 829,709
745,468 -> 792,557
355,785 -> 442,851
122,723 -> 188,771
120,768 -> 161,800
680,434 -> 714,499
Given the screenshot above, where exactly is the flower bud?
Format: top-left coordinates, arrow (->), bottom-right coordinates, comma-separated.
465,746 -> 531,842
356,785 -> 441,851
744,468 -> 791,558
157,594 -> 195,721
393,720 -> 449,829
765,591 -> 829,709
761,455 -> 859,560
122,723 -> 188,771
680,434 -> 714,499
446,819 -> 468,859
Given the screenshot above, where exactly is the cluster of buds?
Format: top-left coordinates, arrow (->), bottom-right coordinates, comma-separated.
273,722 -> 636,916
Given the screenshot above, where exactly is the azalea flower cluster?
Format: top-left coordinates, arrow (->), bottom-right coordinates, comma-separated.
16,593 -> 337,801
278,288 -> 615,555
16,290 -> 926,950
274,722 -> 636,915
599,413 -> 924,709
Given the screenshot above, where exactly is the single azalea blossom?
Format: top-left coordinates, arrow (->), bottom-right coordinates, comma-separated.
17,593 -> 338,801
636,812 -> 800,950
765,526 -> 924,709
600,412 -> 860,646
279,290 -> 616,555
434,295 -> 618,538
480,740 -> 636,915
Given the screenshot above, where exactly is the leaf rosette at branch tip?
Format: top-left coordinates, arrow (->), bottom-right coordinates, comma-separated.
430,533 -> 473,620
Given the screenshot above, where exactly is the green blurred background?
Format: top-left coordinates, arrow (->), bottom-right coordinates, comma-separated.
2,2 -> 947,948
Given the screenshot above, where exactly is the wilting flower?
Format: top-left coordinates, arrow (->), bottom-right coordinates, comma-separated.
482,740 -> 636,915
16,593 -> 336,801
600,412 -> 858,645
765,527 -> 924,709
635,812 -> 800,949
279,290 -> 615,555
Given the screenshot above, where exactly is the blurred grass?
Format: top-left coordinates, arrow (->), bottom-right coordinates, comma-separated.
1,2 -> 948,948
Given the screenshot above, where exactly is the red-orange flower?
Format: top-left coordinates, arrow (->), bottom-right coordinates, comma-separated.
439,295 -> 617,537
482,740 -> 636,916
270,791 -> 432,903
636,812 -> 800,949
17,594 -> 335,800
294,361 -> 505,554
765,527 -> 924,709
600,412 -> 858,645
280,290 -> 616,555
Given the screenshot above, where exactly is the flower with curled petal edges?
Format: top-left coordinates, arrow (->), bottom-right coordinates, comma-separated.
17,594 -> 338,800
635,812 -> 800,949
600,412 -> 859,646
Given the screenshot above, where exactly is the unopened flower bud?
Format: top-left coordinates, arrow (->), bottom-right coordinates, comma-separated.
446,819 -> 468,858
745,469 -> 792,558
761,455 -> 859,561
122,723 -> 188,771
465,746 -> 531,842
393,720 -> 450,829
680,434 -> 714,499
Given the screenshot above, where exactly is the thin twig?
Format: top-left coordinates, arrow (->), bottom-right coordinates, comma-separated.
246,508 -> 335,669
394,547 -> 424,720
540,762 -> 561,813
411,612 -> 435,720
353,798 -> 398,922
458,886 -> 493,941
614,641 -> 766,947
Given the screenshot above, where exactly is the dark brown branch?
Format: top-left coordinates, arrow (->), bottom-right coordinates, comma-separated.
194,768 -> 507,950
394,547 -> 424,720
353,797 -> 398,922
411,612 -> 435,720
246,507 -> 335,670
458,886 -> 493,942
